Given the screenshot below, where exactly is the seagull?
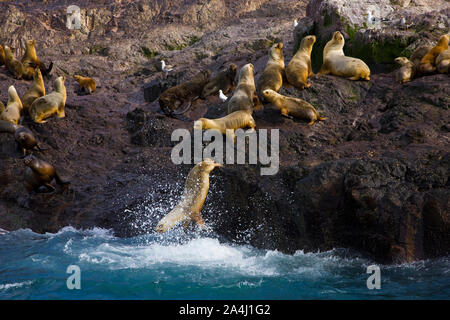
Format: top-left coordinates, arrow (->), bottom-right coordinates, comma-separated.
294,19 -> 298,27
160,60 -> 173,72
219,90 -> 228,102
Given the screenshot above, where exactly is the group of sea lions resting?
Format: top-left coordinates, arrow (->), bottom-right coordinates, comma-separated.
395,34 -> 449,83
0,40 -> 75,194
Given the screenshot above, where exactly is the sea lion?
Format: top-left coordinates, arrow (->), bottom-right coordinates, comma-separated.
73,75 -> 97,94
394,57 -> 414,84
156,158 -> 222,233
29,76 -> 67,123
419,34 -> 449,74
0,100 -> 4,113
0,44 -> 5,66
21,40 -> 53,76
436,49 -> 450,74
0,120 -> 44,156
194,110 -> 255,141
21,68 -> 45,115
262,89 -> 326,125
227,63 -> 261,114
286,36 -> 316,89
159,70 -> 211,116
4,46 -> 25,80
201,64 -> 237,98
0,86 -> 23,125
257,42 -> 285,95
23,155 -> 70,193
318,31 -> 370,81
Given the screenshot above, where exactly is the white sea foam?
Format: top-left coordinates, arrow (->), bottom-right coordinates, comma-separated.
0,281 -> 33,291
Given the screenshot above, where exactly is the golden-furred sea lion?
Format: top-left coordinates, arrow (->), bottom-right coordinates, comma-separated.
21,40 -> 53,76
74,75 -> 97,94
227,63 -> 261,114
29,76 -> 66,123
194,110 -> 255,141
156,158 -> 222,232
262,89 -> 326,125
436,49 -> 450,74
21,68 -> 45,115
0,44 -> 5,66
318,31 -> 370,81
0,86 -> 23,124
23,155 -> 70,193
419,34 -> 449,74
159,70 -> 211,116
394,57 -> 414,84
286,36 -> 316,89
4,46 -> 25,80
201,64 -> 237,98
257,42 -> 285,95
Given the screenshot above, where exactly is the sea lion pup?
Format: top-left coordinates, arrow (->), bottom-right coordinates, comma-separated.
436,49 -> 450,74
419,34 -> 449,74
257,42 -> 285,96
4,46 -> 25,80
23,155 -> 70,193
318,31 -> 370,81
156,158 -> 222,233
0,120 -> 44,156
262,89 -> 326,125
394,57 -> 414,84
286,36 -> 316,90
201,63 -> 237,98
159,70 -> 211,116
0,86 -> 23,125
21,68 -> 45,115
21,40 -> 53,76
227,63 -> 261,114
73,75 -> 97,94
29,76 -> 67,123
0,44 -> 5,66
194,110 -> 255,141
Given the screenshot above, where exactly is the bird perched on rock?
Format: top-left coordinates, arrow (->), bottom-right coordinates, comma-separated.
161,60 -> 173,72
294,19 -> 298,28
219,89 -> 228,102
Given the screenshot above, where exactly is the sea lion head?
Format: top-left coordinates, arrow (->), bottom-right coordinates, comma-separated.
199,158 -> 223,172
239,63 -> 254,82
54,76 -> 66,89
437,34 -> 449,48
26,39 -> 36,48
262,89 -> 276,102
8,85 -> 18,100
332,31 -> 344,44
23,155 -> 36,167
269,42 -> 284,61
395,57 -> 412,67
300,35 -> 316,49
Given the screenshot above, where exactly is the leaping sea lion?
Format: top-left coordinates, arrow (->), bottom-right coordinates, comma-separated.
21,40 -> 53,76
159,70 -> 211,116
23,155 -> 70,193
262,89 -> 326,125
194,110 -> 256,141
21,68 -> 45,115
227,63 -> 261,114
257,42 -> 285,96
0,86 -> 23,125
286,36 -> 316,90
201,64 -> 237,99
318,31 -> 370,81
29,76 -> 67,123
156,158 -> 222,233
419,34 -> 449,74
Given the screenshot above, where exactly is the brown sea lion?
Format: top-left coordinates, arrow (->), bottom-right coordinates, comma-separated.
227,63 -> 261,114
21,40 -> 53,76
23,155 -> 70,193
0,86 -> 23,124
159,70 -> 211,116
318,31 -> 370,80
394,57 -> 414,84
286,36 -> 316,89
419,34 -> 449,74
201,64 -> 237,98
73,75 -> 97,94
21,68 -> 45,115
0,120 -> 44,156
156,158 -> 222,233
4,46 -> 25,80
262,89 -> 326,125
257,42 -> 285,95
29,76 -> 66,123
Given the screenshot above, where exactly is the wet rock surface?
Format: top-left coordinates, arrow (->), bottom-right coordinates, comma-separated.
0,0 -> 448,263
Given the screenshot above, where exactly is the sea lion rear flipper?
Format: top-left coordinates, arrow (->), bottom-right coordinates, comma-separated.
54,172 -> 70,186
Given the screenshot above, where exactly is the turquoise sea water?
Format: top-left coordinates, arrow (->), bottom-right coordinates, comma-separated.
0,227 -> 449,300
